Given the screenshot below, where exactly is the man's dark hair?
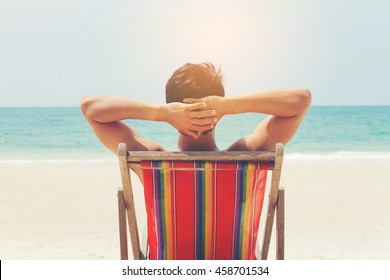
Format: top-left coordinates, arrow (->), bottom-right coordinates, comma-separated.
166,62 -> 224,103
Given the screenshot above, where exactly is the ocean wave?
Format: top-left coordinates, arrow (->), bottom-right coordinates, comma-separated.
285,151 -> 390,163
1,151 -> 390,165
0,158 -> 117,165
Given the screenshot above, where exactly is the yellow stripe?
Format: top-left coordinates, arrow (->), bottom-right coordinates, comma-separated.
205,162 -> 213,259
241,163 -> 255,259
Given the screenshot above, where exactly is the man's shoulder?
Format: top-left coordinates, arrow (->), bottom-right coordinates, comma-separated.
225,136 -> 250,151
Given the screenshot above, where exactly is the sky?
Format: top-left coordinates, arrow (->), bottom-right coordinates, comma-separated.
0,0 -> 389,107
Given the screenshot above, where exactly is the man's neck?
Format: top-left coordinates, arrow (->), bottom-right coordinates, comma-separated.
177,132 -> 218,151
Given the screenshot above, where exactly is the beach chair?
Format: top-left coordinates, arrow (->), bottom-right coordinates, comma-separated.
117,143 -> 284,260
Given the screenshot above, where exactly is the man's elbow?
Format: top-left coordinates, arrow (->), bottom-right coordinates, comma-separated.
80,95 -> 96,120
298,89 -> 312,112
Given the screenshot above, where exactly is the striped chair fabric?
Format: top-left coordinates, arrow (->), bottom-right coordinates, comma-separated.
141,160 -> 269,260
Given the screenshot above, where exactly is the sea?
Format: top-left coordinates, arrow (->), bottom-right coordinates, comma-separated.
0,106 -> 389,164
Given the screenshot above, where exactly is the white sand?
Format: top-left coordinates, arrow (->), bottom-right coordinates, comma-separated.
0,161 -> 389,259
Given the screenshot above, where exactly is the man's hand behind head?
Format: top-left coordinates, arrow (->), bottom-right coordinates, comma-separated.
163,101 -> 217,139
183,96 -> 225,124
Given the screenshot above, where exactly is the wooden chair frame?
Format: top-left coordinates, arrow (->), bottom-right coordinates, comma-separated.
117,143 -> 285,260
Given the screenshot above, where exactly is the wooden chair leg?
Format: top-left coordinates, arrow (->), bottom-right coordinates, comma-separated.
261,143 -> 284,260
118,189 -> 128,260
276,187 -> 285,260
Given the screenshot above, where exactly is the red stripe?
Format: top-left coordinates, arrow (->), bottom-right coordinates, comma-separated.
215,162 -> 236,259
251,169 -> 267,259
174,161 -> 196,259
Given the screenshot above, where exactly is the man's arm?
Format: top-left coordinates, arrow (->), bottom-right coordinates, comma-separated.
81,95 -> 217,153
184,89 -> 311,151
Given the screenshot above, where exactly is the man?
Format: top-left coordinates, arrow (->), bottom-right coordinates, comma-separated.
81,62 -> 311,177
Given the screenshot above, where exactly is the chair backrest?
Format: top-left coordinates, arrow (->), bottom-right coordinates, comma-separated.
118,144 -> 284,260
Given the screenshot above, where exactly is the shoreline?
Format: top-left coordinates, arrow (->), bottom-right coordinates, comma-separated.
1,161 -> 390,259
1,150 -> 390,165
2,157 -> 390,164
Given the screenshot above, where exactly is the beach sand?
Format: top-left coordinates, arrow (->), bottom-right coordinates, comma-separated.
1,161 -> 389,260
